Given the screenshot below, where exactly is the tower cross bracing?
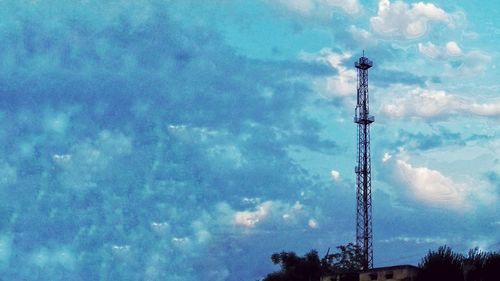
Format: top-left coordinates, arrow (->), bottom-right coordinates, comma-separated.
354,55 -> 374,270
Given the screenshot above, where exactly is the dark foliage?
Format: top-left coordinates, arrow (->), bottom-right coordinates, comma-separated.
265,250 -> 322,281
463,248 -> 488,281
418,246 -> 500,281
262,244 -> 500,281
418,246 -> 464,281
325,243 -> 364,273
480,252 -> 500,281
262,243 -> 363,281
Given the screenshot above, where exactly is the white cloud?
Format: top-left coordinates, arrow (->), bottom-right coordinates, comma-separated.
242,197 -> 261,205
308,218 -> 319,229
380,148 -> 498,212
111,244 -> 132,258
394,159 -> 468,209
370,0 -> 452,39
325,0 -> 361,15
456,50 -> 492,75
0,234 -> 12,267
58,130 -> 133,190
191,220 -> 212,244
31,247 -> 76,270
270,0 -> 315,16
233,200 -> 308,229
380,86 -> 500,119
301,49 -> 356,97
445,41 -> 462,56
382,152 -> 392,162
418,41 -> 462,59
52,154 -> 72,164
468,102 -> 500,116
468,238 -> 497,252
43,111 -> 70,134
381,87 -> 454,118
266,0 -> 362,18
207,144 -> 245,168
330,169 -> 341,181
167,124 -> 218,143
234,201 -> 273,228
150,221 -> 171,236
418,41 -> 491,75
380,235 -> 448,245
418,41 -> 442,59
349,25 -> 377,47
171,237 -> 192,252
0,162 -> 17,188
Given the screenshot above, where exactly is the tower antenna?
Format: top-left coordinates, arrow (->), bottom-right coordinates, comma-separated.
354,54 -> 374,270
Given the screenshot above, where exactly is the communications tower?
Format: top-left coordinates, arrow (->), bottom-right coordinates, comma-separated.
354,54 -> 374,270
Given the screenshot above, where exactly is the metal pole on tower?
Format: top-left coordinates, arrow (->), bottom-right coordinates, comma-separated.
354,54 -> 374,270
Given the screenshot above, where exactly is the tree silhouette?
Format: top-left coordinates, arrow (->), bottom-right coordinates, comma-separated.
264,250 -> 322,281
417,245 -> 500,281
463,248 -> 488,281
480,251 -> 500,281
262,243 -> 363,281
326,243 -> 364,272
418,246 -> 464,281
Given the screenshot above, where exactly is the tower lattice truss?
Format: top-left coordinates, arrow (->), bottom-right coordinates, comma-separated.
354,55 -> 374,270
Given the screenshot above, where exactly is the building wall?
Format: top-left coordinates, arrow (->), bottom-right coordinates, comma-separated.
359,266 -> 419,281
321,265 -> 419,281
321,273 -> 359,281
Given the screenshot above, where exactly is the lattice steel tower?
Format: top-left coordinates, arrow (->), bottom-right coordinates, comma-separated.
354,54 -> 374,270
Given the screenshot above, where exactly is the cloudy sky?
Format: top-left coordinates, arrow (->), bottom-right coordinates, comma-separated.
0,0 -> 498,280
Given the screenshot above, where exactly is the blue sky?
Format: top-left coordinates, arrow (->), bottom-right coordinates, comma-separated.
0,0 -> 498,280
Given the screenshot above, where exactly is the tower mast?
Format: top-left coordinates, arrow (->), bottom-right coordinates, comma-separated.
354,54 -> 374,270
